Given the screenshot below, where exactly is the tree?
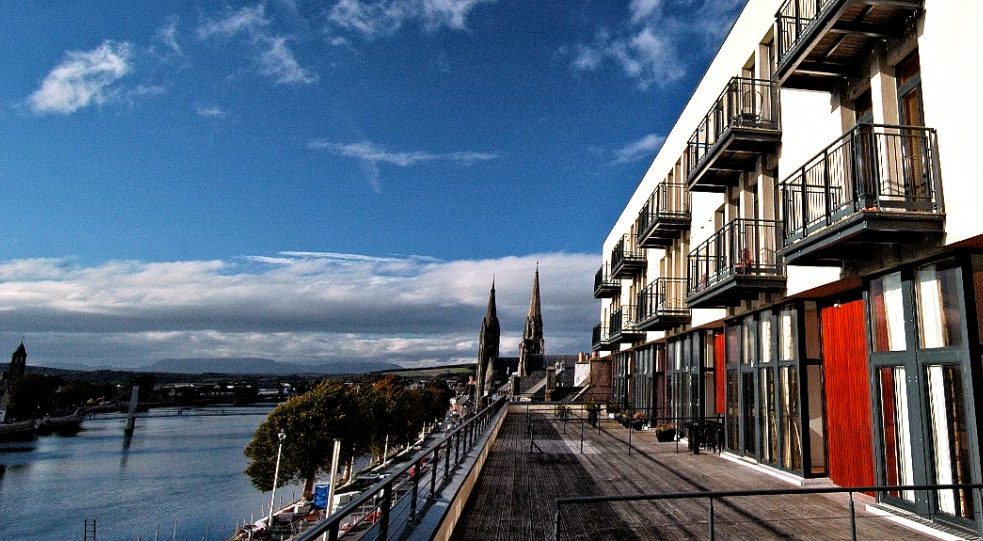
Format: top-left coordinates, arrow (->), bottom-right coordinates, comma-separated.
244,379 -> 369,497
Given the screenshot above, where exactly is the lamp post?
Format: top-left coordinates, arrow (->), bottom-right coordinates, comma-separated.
268,430 -> 287,528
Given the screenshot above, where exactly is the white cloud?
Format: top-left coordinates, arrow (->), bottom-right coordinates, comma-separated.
308,139 -> 499,192
570,0 -> 744,89
197,4 -> 270,40
150,16 -> 182,59
196,105 -> 227,117
198,4 -> 317,86
0,252 -> 598,369
259,36 -> 318,84
612,132 -> 666,164
328,0 -> 495,38
27,41 -> 133,114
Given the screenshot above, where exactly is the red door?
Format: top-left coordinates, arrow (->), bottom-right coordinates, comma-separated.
821,299 -> 875,489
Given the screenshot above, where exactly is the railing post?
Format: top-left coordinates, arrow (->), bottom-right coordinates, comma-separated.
444,440 -> 451,479
430,448 -> 439,498
628,419 -> 633,455
553,508 -> 562,541
708,496 -> 716,541
455,431 -> 461,464
379,482 -> 392,541
410,457 -> 420,523
580,416 -> 585,453
848,491 -> 857,541
327,521 -> 339,541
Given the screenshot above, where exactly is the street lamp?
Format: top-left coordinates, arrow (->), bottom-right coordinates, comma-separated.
268,430 -> 287,528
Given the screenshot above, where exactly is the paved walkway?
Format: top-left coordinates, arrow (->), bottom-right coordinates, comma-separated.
450,409 -> 958,541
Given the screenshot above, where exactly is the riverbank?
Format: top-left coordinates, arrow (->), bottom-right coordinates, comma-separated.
0,406 -> 295,541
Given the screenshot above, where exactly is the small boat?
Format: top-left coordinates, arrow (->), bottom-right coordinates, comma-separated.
0,420 -> 38,442
36,413 -> 84,435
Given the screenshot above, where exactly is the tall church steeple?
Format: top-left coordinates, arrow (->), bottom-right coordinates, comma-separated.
475,280 -> 500,398
8,342 -> 26,382
518,267 -> 545,376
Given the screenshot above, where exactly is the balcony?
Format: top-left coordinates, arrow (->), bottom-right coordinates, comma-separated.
779,124 -> 944,266
609,306 -> 645,344
635,278 -> 691,331
686,77 -> 781,191
610,234 -> 646,278
636,182 -> 691,248
687,219 -> 786,308
775,0 -> 923,90
593,264 -> 621,298
591,322 -> 609,352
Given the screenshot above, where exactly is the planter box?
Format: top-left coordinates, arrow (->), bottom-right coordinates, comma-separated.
655,429 -> 676,442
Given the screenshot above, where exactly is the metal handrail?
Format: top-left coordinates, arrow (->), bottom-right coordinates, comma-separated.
687,77 -> 780,178
609,306 -> 640,337
636,278 -> 689,322
555,482 -> 983,541
611,234 -> 645,274
779,123 -> 942,245
636,182 -> 691,243
292,396 -> 507,541
593,264 -> 618,294
591,322 -> 609,349
776,0 -> 836,65
687,219 -> 783,295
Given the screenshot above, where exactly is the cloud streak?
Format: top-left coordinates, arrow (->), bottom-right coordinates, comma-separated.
0,252 -> 598,369
308,140 -> 499,192
328,0 -> 496,38
197,4 -> 317,85
611,132 -> 665,165
570,0 -> 745,90
27,41 -> 133,114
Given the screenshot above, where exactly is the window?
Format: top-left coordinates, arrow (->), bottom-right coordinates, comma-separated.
779,307 -> 797,360
879,366 -> 915,502
870,272 -> 907,352
915,262 -> 962,349
925,365 -> 973,518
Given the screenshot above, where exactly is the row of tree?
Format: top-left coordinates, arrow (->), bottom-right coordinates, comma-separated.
244,375 -> 454,497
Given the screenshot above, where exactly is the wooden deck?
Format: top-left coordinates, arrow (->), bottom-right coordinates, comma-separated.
450,409 -> 955,541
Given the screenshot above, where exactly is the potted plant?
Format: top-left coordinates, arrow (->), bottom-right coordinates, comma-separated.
654,422 -> 677,442
584,400 -> 599,427
631,411 -> 645,431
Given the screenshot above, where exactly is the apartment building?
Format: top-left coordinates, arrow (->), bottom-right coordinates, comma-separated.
593,0 -> 983,531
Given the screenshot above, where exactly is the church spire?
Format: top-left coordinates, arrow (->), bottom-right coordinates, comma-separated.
519,266 -> 545,376
475,279 -> 500,399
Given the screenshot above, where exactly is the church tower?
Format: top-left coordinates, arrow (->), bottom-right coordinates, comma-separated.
475,280 -> 500,398
518,267 -> 545,376
8,343 -> 26,383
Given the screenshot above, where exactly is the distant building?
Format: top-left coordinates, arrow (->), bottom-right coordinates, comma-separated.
475,269 -> 581,402
0,343 -> 28,423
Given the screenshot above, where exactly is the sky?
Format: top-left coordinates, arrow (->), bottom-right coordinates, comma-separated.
0,0 -> 745,369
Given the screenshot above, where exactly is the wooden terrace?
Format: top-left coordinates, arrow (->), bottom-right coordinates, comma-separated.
450,407 -> 965,541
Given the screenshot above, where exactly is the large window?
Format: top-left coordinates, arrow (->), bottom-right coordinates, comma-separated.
870,272 -> 906,352
915,263 -> 962,349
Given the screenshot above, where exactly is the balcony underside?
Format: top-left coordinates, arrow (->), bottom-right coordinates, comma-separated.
638,216 -> 691,248
635,312 -> 691,332
609,330 -> 646,344
611,260 -> 646,278
687,274 -> 787,309
780,210 -> 945,266
593,283 -> 621,299
591,341 -> 606,353
776,0 -> 922,90
688,128 -> 781,192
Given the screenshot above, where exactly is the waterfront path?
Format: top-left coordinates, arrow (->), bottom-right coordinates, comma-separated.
450,409 -> 961,541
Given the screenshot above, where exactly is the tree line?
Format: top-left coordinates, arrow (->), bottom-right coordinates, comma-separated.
244,375 -> 454,497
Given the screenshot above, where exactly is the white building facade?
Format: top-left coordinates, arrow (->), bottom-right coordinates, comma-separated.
593,0 -> 983,531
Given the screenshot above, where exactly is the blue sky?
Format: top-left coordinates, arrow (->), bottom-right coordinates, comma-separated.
0,0 -> 744,369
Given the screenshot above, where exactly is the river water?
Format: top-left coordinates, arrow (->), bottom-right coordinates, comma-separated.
0,407 -> 304,541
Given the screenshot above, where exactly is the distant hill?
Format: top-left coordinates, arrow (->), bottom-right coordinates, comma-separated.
144,357 -> 402,375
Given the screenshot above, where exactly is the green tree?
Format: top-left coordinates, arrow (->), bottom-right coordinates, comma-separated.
244,379 -> 369,497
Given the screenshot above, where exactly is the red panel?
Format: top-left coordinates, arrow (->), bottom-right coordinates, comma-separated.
822,299 -> 875,489
714,333 -> 726,415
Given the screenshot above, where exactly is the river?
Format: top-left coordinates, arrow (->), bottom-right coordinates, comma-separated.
0,407 -> 304,541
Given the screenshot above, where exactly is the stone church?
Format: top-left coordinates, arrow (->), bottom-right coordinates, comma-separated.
474,268 -> 580,402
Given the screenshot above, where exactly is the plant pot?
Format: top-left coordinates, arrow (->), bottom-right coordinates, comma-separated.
655,429 -> 676,442
631,421 -> 644,431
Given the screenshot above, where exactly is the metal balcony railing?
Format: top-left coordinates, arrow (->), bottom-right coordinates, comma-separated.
687,219 -> 783,296
636,278 -> 690,322
686,77 -> 780,179
776,0 -> 835,66
610,234 -> 645,277
593,264 -> 620,297
592,323 -> 609,349
780,124 -> 943,245
636,182 -> 691,245
609,306 -> 641,339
